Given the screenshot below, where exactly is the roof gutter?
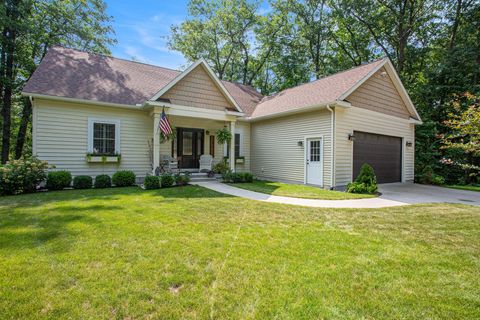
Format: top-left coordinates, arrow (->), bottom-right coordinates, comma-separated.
245,100 -> 351,122
326,105 -> 336,189
21,92 -> 143,110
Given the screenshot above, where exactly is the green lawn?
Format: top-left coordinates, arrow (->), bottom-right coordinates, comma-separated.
447,184 -> 480,192
228,180 -> 375,199
1,186 -> 479,319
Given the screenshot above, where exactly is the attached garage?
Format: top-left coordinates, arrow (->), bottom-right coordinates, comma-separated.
352,131 -> 402,183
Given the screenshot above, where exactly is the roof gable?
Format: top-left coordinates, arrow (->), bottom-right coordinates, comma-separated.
345,66 -> 412,119
150,59 -> 243,113
340,59 -> 421,120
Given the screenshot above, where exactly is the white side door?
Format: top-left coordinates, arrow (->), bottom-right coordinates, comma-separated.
306,138 -> 323,186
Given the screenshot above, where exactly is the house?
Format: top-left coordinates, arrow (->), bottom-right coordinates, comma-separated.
22,46 -> 422,189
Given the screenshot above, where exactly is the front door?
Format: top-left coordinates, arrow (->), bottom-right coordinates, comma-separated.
177,128 -> 204,168
306,138 -> 323,185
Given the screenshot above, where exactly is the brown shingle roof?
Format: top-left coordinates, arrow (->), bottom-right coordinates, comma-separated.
23,46 -> 387,118
23,46 -> 262,113
250,59 -> 385,118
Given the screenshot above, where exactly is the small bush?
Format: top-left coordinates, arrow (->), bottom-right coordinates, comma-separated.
419,166 -> 445,185
94,174 -> 111,188
0,157 -> 49,195
144,175 -> 160,190
46,170 -> 72,190
73,175 -> 93,189
239,172 -> 254,183
175,172 -> 191,186
222,171 -> 254,183
160,173 -> 175,188
112,170 -> 136,187
213,161 -> 230,174
347,164 -> 378,194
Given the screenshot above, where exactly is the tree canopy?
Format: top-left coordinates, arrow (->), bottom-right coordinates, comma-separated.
170,0 -> 480,184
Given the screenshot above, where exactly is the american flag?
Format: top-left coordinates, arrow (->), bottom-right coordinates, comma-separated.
159,108 -> 172,135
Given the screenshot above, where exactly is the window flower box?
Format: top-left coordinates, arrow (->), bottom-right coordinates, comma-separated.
86,154 -> 121,163
224,156 -> 245,164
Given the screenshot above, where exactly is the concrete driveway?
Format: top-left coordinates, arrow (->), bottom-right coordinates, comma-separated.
379,183 -> 480,206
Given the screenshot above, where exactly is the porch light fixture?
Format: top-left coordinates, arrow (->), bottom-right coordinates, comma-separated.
206,130 -> 210,135
406,141 -> 413,147
348,134 -> 355,141
297,141 -> 303,147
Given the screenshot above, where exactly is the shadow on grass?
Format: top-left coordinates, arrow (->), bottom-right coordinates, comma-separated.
0,213 -> 101,251
229,180 -> 281,195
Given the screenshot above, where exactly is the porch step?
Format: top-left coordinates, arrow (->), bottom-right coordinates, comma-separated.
189,172 -> 219,182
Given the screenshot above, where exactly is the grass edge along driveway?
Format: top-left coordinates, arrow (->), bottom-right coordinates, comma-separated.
0,186 -> 479,319
228,180 -> 376,200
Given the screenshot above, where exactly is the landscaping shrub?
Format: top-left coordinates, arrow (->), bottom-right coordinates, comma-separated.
175,172 -> 191,186
94,174 -> 111,188
160,173 -> 175,188
222,171 -> 254,183
213,161 -> 229,174
418,165 -> 445,185
73,175 -> 93,189
0,157 -> 49,195
46,170 -> 72,190
239,172 -> 254,183
112,170 -> 136,187
347,164 -> 378,194
144,175 -> 160,190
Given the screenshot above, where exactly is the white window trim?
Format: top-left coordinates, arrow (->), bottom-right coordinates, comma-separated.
87,117 -> 121,154
223,127 -> 244,157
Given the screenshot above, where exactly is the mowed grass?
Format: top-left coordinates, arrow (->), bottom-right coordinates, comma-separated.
0,186 -> 479,319
447,184 -> 480,192
228,180 -> 375,199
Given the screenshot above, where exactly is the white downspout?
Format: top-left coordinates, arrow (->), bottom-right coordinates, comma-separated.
326,105 -> 335,189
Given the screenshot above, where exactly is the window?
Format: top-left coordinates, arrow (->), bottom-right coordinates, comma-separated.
88,118 -> 120,155
93,123 -> 116,155
226,133 -> 241,158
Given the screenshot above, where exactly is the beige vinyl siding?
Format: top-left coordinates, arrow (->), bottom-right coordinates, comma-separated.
160,65 -> 235,112
33,99 -> 152,178
346,67 -> 411,119
159,116 -> 251,171
334,106 -> 415,187
251,109 -> 332,188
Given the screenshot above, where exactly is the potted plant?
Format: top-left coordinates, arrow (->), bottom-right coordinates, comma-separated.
216,127 -> 232,145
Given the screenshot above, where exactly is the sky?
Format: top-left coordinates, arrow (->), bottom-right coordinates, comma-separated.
104,1 -> 271,71
104,0 -> 190,70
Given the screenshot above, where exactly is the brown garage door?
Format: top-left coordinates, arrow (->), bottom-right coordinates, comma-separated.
353,131 -> 402,183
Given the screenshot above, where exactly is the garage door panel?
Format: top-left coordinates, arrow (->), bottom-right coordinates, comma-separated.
353,131 -> 402,183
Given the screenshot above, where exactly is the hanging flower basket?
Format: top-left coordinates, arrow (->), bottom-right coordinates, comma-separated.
216,127 -> 232,145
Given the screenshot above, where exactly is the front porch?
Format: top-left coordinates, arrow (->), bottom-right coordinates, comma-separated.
149,105 -> 249,174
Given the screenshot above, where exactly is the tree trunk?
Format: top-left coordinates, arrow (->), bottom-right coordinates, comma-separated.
14,98 -> 32,159
1,1 -> 19,164
450,0 -> 463,49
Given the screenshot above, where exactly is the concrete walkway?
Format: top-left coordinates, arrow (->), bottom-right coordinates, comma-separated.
193,181 -> 480,208
193,181 -> 407,208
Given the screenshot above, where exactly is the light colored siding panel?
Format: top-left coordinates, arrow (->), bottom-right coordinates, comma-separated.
34,99 -> 152,178
334,107 -> 415,187
161,65 -> 235,111
251,110 -> 332,188
347,67 -> 411,119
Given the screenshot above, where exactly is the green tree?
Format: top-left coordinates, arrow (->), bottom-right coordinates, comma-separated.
440,92 -> 480,183
0,0 -> 116,163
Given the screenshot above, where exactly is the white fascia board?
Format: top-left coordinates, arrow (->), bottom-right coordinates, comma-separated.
22,92 -> 143,110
